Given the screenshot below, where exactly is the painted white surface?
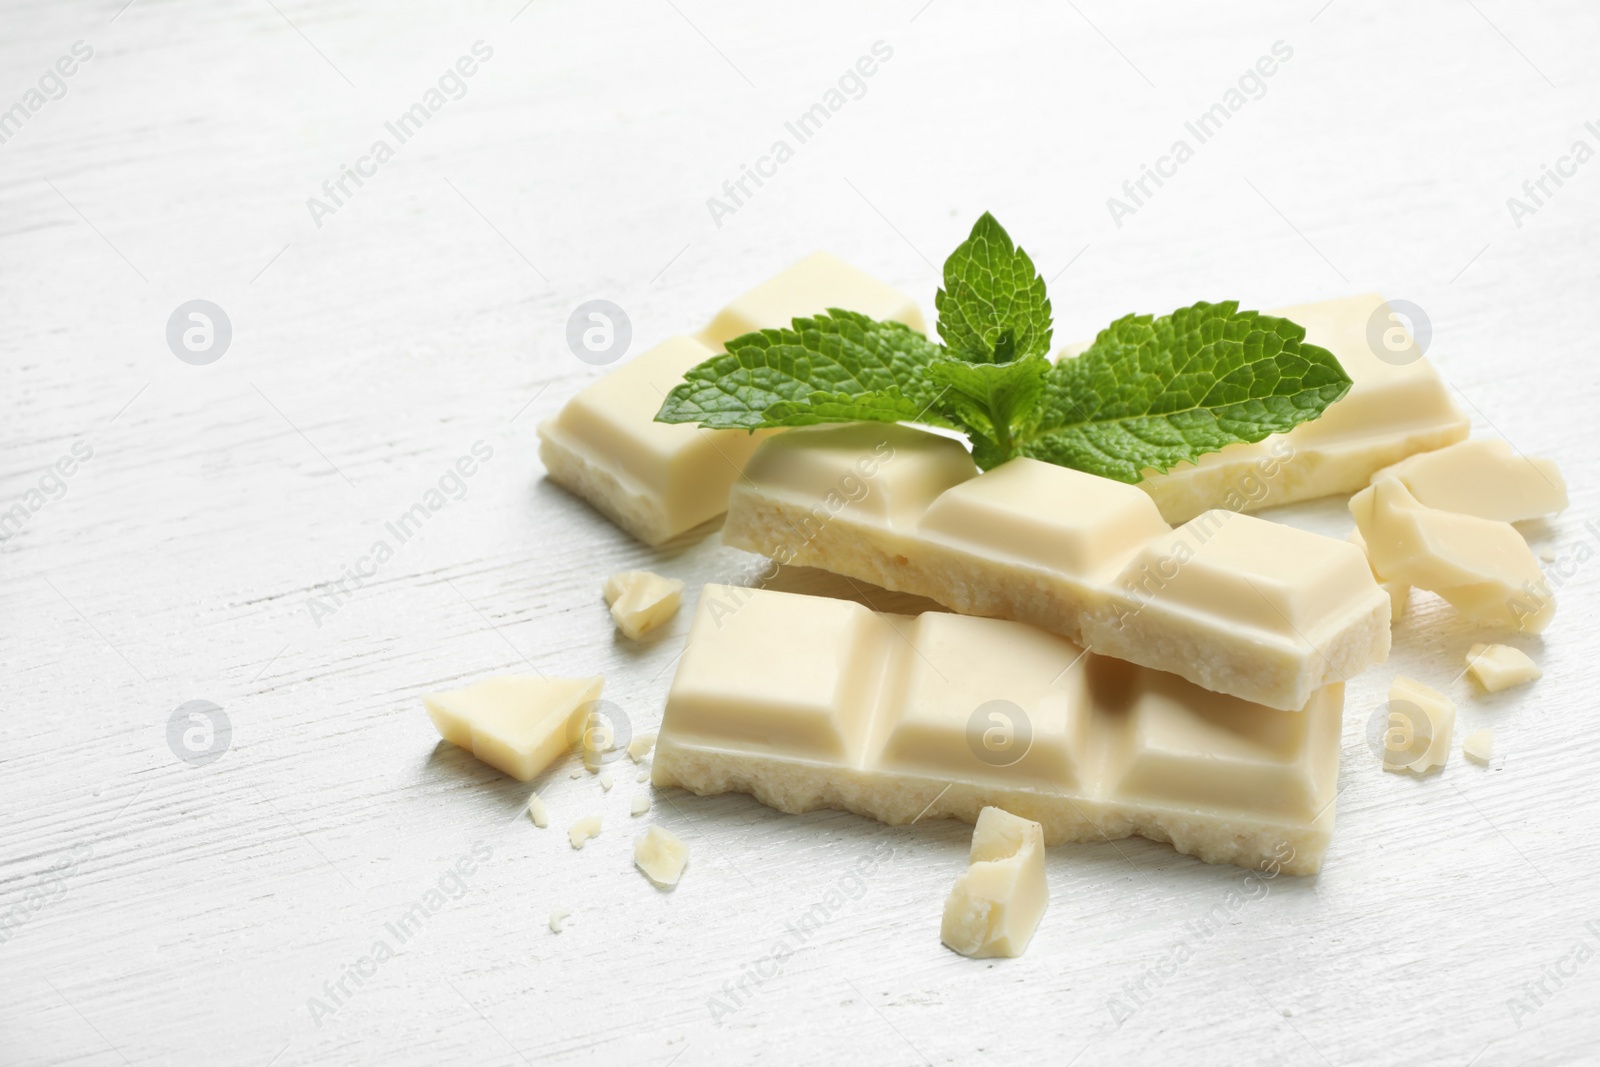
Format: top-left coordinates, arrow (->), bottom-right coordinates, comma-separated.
3,1 -> 1597,1064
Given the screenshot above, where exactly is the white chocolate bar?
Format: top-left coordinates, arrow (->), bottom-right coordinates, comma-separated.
1349,477 -> 1554,632
1099,294 -> 1471,524
653,586 -> 1343,875
723,423 -> 1389,711
539,253 -> 925,544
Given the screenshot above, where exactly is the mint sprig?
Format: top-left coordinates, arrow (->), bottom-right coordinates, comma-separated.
655,213 -> 1353,483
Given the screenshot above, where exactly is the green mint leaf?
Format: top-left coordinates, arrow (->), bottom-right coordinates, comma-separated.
926,355 -> 1049,469
654,310 -> 944,430
1021,301 -> 1353,483
934,213 -> 1052,364
759,388 -> 952,428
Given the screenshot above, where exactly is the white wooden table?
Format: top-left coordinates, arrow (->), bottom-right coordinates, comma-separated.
4,1 -> 1597,1063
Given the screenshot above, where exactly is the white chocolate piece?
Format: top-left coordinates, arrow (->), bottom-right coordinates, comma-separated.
569,769 -> 584,780
1371,439 -> 1566,523
527,794 -> 549,828
1348,529 -> 1409,623
538,253 -> 924,545
627,732 -> 657,762
1463,729 -> 1494,764
1381,676 -> 1455,773
568,815 -> 603,849
941,807 -> 1048,959
636,768 -> 651,783
633,826 -> 689,888
1466,644 -> 1541,693
654,586 -> 1343,874
424,675 -> 603,782
725,423 -> 1388,711
549,908 -> 572,933
699,251 -> 925,347
603,571 -> 684,639
1121,295 -> 1470,524
1350,478 -> 1554,632
539,336 -> 773,545
599,771 -> 614,791
631,794 -> 652,816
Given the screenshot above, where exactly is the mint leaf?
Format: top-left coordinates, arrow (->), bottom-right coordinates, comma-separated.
760,388 -> 952,428
1021,301 -> 1353,482
655,310 -> 944,430
926,355 -> 1049,469
934,213 -> 1052,363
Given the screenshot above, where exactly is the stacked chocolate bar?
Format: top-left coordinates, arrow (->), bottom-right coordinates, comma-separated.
540,257 -> 1471,873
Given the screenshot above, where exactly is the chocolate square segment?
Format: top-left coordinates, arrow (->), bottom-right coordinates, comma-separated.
920,458 -> 1169,580
871,612 -> 1090,793
1111,669 -> 1339,822
666,590 -> 888,762
740,423 -> 978,533
1116,511 -> 1374,636
698,251 -> 926,347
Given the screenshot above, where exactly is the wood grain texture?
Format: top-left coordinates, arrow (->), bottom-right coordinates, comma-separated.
2,1 -> 1598,1064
